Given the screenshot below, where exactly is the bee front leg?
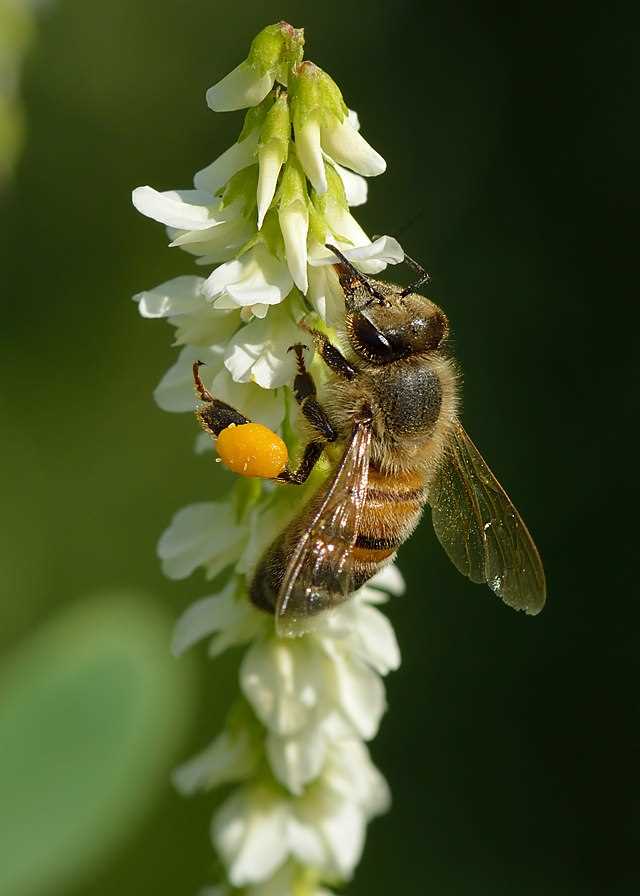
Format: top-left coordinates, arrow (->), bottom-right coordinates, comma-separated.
288,344 -> 338,442
298,323 -> 358,381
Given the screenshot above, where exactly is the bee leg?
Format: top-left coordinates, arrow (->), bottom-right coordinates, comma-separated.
276,439 -> 325,485
193,360 -> 249,436
288,343 -> 338,442
197,401 -> 250,437
297,324 -> 358,381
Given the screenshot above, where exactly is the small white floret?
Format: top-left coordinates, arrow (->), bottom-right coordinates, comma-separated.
206,62 -> 275,112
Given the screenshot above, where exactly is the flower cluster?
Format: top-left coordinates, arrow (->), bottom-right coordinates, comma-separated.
133,22 -> 405,895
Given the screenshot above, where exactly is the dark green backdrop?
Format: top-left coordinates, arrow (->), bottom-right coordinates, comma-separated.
1,1 -> 638,894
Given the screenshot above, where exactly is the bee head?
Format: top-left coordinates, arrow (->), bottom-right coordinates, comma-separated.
339,277 -> 447,366
328,244 -> 448,365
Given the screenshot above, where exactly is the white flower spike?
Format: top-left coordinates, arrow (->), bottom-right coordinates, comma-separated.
132,20 -> 408,896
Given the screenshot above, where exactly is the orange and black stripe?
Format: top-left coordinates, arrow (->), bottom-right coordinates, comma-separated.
249,465 -> 428,612
351,467 -> 427,585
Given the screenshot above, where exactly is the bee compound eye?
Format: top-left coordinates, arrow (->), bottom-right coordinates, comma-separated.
352,313 -> 394,362
216,423 -> 289,478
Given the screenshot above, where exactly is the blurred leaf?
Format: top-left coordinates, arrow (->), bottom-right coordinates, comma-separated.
0,592 -> 194,896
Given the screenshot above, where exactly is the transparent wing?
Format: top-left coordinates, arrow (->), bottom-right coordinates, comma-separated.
276,415 -> 373,637
428,421 -> 546,614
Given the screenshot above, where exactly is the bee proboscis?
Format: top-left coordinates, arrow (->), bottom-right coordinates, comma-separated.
194,246 -> 546,636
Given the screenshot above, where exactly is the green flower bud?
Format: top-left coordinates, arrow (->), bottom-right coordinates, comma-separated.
307,202 -> 328,246
222,165 -> 259,214
259,91 -> 290,157
311,163 -> 348,217
238,94 -> 275,141
278,152 -> 309,292
257,208 -> 285,258
248,21 -> 304,84
290,61 -> 347,131
277,151 -> 308,211
255,92 -> 290,228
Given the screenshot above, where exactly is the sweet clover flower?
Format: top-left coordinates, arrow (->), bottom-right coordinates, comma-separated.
133,21 -> 405,894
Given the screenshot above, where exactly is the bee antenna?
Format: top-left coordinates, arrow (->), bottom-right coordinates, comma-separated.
399,251 -> 431,297
325,243 -> 387,306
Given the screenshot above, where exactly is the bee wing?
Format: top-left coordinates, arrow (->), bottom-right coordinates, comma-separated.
428,421 -> 546,614
275,414 -> 373,637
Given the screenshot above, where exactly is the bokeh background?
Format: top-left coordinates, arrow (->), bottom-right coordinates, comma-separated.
1,1 -> 638,893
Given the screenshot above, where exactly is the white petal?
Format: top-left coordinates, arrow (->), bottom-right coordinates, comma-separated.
321,119 -> 386,176
194,130 -> 259,194
224,306 -> 301,389
211,369 -> 286,432
153,344 -> 225,413
171,582 -> 236,656
236,500 -> 303,583
310,234 -> 404,275
368,563 -> 405,596
172,217 -> 254,264
331,160 -> 368,207
132,186 -> 219,230
213,785 -> 289,887
238,305 -> 253,320
323,737 -> 391,818
317,798 -> 365,879
257,144 -> 284,229
133,275 -> 205,318
285,814 -> 327,869
208,600 -> 266,659
204,245 -> 293,308
169,304 -> 240,349
240,637 -> 325,736
346,108 -> 360,131
296,786 -> 364,879
279,203 -> 308,293
306,264 -> 345,327
323,642 -> 386,740
172,728 -> 258,795
324,205 -> 370,250
206,62 -> 275,113
266,722 -> 328,795
345,603 -> 401,675
307,598 -> 398,680
295,116 -> 327,194
157,501 -> 247,581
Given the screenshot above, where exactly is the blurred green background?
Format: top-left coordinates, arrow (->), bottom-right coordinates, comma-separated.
1,0 -> 638,893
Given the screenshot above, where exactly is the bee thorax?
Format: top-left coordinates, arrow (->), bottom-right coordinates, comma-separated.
375,365 -> 443,435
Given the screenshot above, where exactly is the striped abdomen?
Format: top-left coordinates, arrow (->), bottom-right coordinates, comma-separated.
350,465 -> 426,590
249,465 -> 426,612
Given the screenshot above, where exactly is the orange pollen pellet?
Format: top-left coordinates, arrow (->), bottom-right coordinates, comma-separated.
215,422 -> 289,479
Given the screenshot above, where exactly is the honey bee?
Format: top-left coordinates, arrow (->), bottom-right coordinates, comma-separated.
194,246 -> 546,636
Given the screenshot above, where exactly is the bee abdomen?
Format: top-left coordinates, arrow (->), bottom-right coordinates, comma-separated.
352,468 -> 427,578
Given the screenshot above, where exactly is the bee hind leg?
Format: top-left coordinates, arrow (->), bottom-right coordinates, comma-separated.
192,361 -> 249,436
276,439 -> 325,485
